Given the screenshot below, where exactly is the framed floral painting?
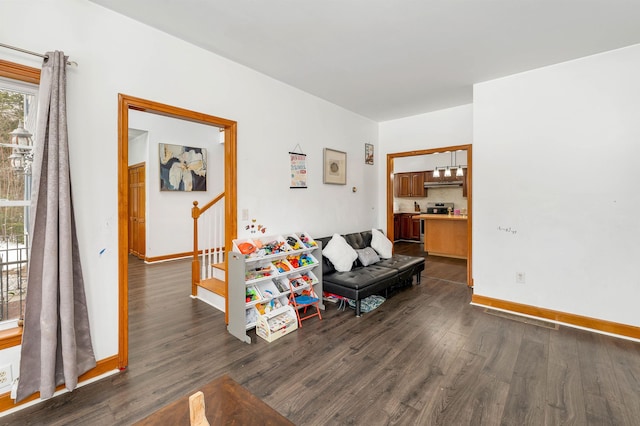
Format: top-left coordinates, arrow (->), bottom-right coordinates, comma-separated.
159,143 -> 207,191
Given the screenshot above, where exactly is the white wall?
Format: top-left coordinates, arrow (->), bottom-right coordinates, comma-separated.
0,0 -> 377,370
378,105 -> 473,225
128,130 -> 147,165
128,110 -> 224,257
473,43 -> 640,326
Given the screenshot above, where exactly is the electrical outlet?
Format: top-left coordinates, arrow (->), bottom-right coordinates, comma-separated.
516,272 -> 526,284
0,365 -> 12,389
241,209 -> 249,221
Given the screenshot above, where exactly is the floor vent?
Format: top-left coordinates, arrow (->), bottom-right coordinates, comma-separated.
484,309 -> 559,330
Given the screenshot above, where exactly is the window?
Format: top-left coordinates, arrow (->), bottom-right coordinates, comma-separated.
0,65 -> 38,332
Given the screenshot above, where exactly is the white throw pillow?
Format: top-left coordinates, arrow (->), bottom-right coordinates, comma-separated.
371,229 -> 393,259
323,234 -> 358,272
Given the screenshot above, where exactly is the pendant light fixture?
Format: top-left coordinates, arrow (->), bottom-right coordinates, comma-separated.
455,151 -> 464,177
444,152 -> 453,177
432,150 -> 466,179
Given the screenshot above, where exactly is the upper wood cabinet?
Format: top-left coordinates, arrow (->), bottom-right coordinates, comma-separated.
423,168 -> 468,198
394,172 -> 426,197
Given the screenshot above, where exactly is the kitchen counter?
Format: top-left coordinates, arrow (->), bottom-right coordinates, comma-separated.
411,214 -> 467,221
412,214 -> 468,258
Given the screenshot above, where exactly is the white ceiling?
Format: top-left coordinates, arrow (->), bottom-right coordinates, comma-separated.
88,0 -> 640,121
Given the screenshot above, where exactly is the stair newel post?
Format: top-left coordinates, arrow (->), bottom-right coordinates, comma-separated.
192,200 -> 201,296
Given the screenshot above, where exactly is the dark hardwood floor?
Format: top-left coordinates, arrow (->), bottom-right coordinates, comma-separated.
3,242 -> 640,425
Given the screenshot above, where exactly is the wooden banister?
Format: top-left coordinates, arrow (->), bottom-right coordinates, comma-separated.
192,192 -> 225,219
192,192 -> 225,296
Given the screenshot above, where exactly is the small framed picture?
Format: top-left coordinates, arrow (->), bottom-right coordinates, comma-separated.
365,143 -> 374,165
323,148 -> 347,185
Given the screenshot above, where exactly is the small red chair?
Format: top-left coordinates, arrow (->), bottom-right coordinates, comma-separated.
288,277 -> 322,327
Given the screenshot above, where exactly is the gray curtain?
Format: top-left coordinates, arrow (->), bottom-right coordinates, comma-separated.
16,51 -> 96,402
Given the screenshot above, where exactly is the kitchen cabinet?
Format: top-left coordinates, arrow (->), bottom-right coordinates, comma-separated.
394,172 -> 426,197
398,213 -> 421,241
410,216 -> 420,240
393,214 -> 401,240
413,214 -> 468,259
425,168 -> 468,198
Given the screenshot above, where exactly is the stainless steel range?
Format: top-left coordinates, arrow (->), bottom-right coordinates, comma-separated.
420,202 -> 454,241
423,202 -> 454,215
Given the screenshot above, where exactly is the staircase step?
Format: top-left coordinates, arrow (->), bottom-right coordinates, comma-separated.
199,277 -> 226,297
212,262 -> 226,271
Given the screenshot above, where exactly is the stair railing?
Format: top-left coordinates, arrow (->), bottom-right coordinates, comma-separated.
191,192 -> 225,296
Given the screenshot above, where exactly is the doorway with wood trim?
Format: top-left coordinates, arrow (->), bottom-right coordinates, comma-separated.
117,94 -> 237,370
386,144 -> 472,287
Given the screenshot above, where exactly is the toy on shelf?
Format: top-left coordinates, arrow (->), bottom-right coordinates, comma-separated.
255,302 -> 266,315
298,233 -> 317,248
272,259 -> 291,273
263,296 -> 284,314
237,241 -> 257,255
289,276 -> 307,289
261,239 -> 289,256
246,286 -> 261,303
299,272 -> 314,285
235,235 -> 292,259
286,235 -> 303,250
245,265 -> 274,281
286,253 -> 315,269
273,279 -> 288,293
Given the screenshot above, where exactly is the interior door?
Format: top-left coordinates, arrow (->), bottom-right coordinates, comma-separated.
128,163 -> 146,259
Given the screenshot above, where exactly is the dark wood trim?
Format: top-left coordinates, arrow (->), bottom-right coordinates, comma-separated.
471,294 -> 640,340
386,144 -> 473,286
118,94 -> 238,371
0,59 -> 40,84
0,355 -> 119,412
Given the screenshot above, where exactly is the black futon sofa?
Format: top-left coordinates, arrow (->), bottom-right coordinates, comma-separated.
316,230 -> 425,316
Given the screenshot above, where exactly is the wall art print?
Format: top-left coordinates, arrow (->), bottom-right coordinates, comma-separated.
323,148 -> 347,185
365,143 -> 374,165
159,143 -> 207,191
289,152 -> 307,188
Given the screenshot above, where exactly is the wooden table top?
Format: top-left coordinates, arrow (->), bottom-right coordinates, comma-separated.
134,374 -> 294,426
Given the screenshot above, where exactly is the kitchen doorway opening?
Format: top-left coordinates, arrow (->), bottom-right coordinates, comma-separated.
386,144 -> 472,286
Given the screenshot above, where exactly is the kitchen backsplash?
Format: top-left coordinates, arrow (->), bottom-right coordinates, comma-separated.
394,187 -> 467,212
